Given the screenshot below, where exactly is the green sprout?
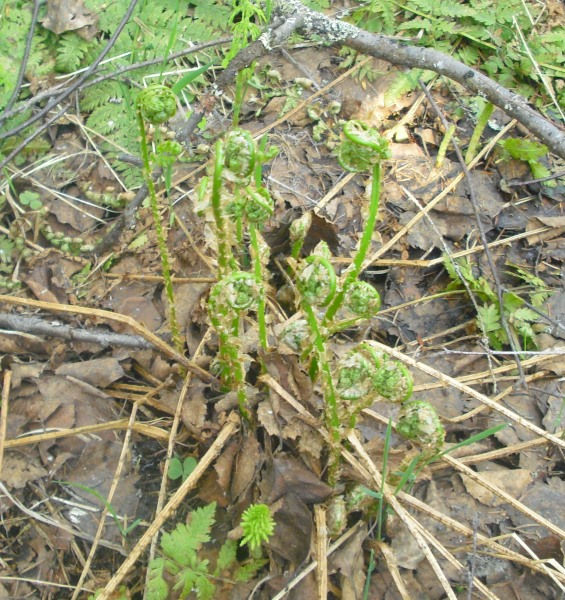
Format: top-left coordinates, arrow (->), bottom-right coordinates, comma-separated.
240,503 -> 275,551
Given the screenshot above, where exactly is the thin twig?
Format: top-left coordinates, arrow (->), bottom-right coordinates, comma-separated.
0,37 -> 232,125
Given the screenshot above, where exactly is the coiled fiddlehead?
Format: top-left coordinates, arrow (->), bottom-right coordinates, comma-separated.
298,243 -> 337,307
337,119 -> 391,173
209,271 -> 259,314
344,280 -> 381,318
245,186 -> 274,224
334,342 -> 413,407
136,84 -> 177,125
396,400 -> 445,452
224,128 -> 255,180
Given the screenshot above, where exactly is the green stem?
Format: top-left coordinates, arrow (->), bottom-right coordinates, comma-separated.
302,302 -> 341,485
465,101 -> 494,164
436,123 -> 455,168
136,108 -> 182,353
211,140 -> 230,277
324,161 -> 382,324
249,225 -> 267,350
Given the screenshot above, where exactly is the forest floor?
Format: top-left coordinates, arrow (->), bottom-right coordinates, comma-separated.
0,2 -> 564,599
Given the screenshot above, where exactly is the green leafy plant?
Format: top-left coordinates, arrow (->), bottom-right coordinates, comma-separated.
444,256 -> 551,350
240,503 -> 275,550
167,456 -> 198,482
198,127 -> 278,418
146,502 -> 269,600
348,0 -> 564,108
499,137 -> 554,184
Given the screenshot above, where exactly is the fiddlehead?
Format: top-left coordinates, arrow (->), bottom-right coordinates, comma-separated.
337,119 -> 391,173
396,400 -> 445,453
297,243 -> 337,307
224,128 -> 255,180
245,186 -> 274,224
344,280 -> 381,318
209,271 -> 260,315
136,84 -> 177,125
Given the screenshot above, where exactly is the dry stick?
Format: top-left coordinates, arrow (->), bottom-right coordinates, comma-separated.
142,329 -> 212,600
97,413 -> 239,599
375,541 -> 411,600
313,505 -> 328,600
0,312 -> 153,350
0,294 -> 214,384
269,0 -> 565,157
368,340 -> 565,450
2,420 -> 170,449
418,82 -> 526,386
340,17 -> 565,158
0,370 -> 12,476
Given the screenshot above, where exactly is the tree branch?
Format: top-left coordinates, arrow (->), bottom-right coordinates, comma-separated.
275,0 -> 565,159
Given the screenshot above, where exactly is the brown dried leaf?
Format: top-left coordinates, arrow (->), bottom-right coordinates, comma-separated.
41,0 -> 98,37
55,357 -> 124,388
260,455 -> 332,505
0,451 -> 48,489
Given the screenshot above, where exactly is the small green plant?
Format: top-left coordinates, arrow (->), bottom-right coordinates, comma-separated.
279,120 -> 446,486
499,137 -> 554,184
240,503 -> 276,550
167,456 -> 198,483
146,502 -> 270,600
444,256 -> 551,350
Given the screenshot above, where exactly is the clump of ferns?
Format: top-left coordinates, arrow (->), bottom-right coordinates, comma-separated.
280,121 -> 445,486
196,127 -> 278,419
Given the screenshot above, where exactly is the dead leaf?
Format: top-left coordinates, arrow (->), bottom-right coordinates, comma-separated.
41,0 -> 98,38
231,435 -> 263,500
268,493 -> 312,564
460,468 -> 532,507
0,451 -> 48,489
260,455 -> 332,505
55,357 -> 124,387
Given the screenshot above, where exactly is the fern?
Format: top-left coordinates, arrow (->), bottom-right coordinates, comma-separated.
160,503 -> 216,565
56,33 -> 92,73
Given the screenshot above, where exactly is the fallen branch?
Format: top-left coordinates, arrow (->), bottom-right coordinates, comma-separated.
270,0 -> 564,158
0,312 -> 153,349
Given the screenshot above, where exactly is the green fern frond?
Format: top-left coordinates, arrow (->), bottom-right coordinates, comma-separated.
56,33 -> 92,73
